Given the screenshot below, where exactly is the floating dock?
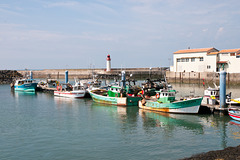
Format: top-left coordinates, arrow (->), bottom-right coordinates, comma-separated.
200,104 -> 228,115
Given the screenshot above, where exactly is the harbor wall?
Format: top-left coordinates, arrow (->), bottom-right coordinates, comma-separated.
166,71 -> 240,85
18,67 -> 167,80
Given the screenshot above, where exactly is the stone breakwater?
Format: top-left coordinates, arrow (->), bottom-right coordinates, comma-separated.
18,68 -> 167,80
0,70 -> 22,84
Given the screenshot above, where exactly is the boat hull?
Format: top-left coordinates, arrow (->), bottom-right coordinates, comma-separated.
14,83 -> 38,92
89,91 -> 141,106
54,90 -> 86,98
228,109 -> 240,121
139,97 -> 203,114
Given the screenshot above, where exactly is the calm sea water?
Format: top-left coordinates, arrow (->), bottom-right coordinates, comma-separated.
1,83 -> 240,160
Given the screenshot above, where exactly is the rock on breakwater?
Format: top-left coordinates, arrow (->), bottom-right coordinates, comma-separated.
0,70 -> 22,84
181,145 -> 240,160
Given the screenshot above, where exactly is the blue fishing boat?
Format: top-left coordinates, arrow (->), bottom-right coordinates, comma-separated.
14,79 -> 38,92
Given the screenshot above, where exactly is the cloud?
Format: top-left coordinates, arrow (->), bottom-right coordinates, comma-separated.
215,27 -> 224,39
218,27 -> 224,33
45,1 -> 80,8
202,28 -> 208,32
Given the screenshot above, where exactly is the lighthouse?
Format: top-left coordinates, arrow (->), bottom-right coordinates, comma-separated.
106,54 -> 111,72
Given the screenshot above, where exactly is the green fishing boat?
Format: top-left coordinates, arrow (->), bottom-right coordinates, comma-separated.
89,85 -> 142,106
139,89 -> 203,114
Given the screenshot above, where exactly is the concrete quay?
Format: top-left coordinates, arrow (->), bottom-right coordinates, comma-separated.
166,71 -> 240,85
18,67 -> 168,80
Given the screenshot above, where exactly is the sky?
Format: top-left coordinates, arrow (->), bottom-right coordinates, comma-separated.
0,0 -> 240,70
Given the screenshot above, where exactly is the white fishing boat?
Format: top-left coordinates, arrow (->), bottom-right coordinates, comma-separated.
38,79 -> 59,91
54,82 -> 86,98
202,84 -> 240,106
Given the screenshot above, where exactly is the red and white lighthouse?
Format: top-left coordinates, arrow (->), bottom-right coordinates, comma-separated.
106,54 -> 111,72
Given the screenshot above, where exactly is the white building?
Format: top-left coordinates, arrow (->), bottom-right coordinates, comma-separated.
173,48 -> 240,73
217,49 -> 240,73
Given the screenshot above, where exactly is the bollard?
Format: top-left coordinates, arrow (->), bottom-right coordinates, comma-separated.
65,70 -> 68,83
220,71 -> 226,109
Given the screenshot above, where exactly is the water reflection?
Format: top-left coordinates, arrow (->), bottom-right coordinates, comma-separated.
139,109 -> 204,135
229,120 -> 240,140
53,96 -> 91,108
11,90 -> 37,97
90,102 -> 139,134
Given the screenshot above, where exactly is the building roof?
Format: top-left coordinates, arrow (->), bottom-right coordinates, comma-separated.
219,49 -> 240,53
217,61 -> 228,64
174,47 -> 218,54
207,51 -> 219,55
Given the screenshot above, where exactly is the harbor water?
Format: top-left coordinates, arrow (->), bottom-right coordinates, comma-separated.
1,83 -> 240,160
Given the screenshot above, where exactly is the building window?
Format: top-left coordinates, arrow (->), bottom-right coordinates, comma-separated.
181,59 -> 186,62
207,65 -> 211,69
237,56 -> 240,58
200,57 -> 204,61
230,53 -> 236,56
177,58 -> 180,62
191,58 -> 195,62
186,58 -> 189,62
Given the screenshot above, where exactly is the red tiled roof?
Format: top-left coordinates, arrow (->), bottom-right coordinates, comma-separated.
219,49 -> 240,53
174,47 -> 218,54
217,61 -> 228,64
207,51 -> 219,55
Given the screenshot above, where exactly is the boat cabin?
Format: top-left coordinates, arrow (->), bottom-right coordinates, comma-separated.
107,86 -> 122,97
156,89 -> 176,103
204,87 -> 219,99
73,85 -> 85,91
15,79 -> 36,85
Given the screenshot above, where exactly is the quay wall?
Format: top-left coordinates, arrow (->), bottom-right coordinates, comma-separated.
18,67 -> 167,80
166,71 -> 240,85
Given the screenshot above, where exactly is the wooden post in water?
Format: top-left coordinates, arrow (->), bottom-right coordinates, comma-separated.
175,72 -> 176,83
189,72 -> 190,84
228,72 -> 230,88
179,72 -> 181,83
198,72 -> 200,86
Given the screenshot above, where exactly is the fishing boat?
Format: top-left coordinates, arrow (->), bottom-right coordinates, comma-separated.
37,79 -> 59,91
89,85 -> 142,106
14,79 -> 38,92
139,88 -> 203,114
228,107 -> 240,121
54,82 -> 86,98
202,84 -> 240,106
